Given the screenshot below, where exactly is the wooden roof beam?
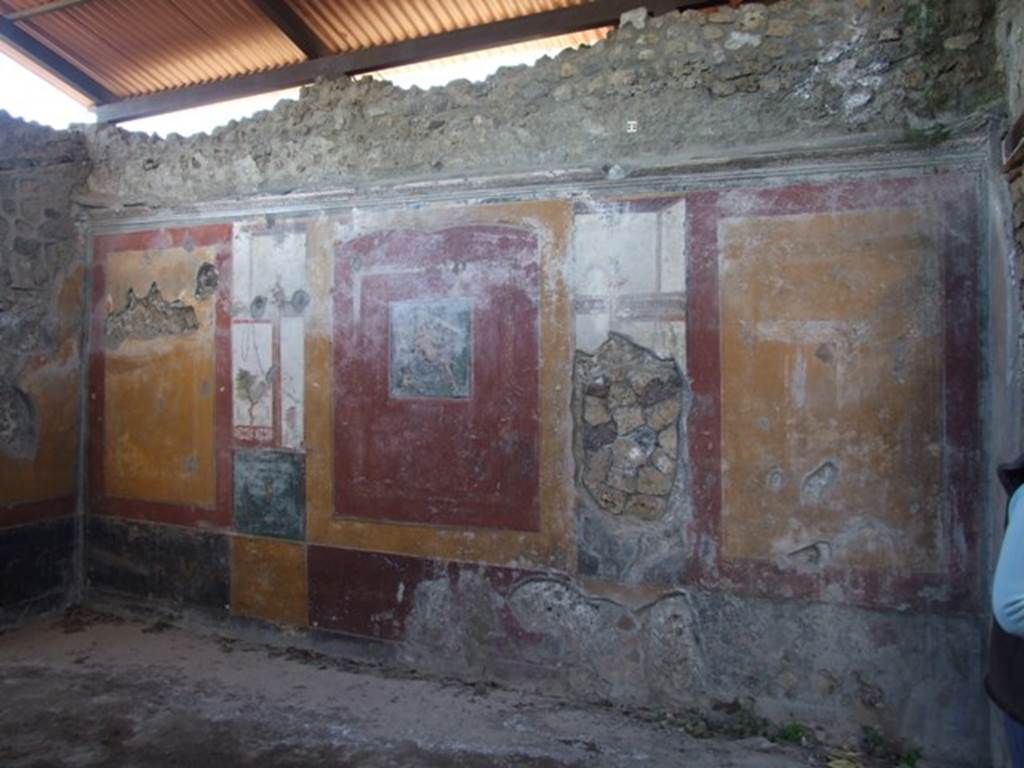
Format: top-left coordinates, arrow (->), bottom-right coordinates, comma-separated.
95,0 -> 717,123
249,0 -> 333,60
0,16 -> 113,103
3,0 -> 100,22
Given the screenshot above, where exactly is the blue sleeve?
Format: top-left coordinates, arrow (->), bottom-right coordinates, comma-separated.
994,486 -> 1024,637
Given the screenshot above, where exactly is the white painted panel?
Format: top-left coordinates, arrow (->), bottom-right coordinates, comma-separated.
279,316 -> 305,449
232,320 -> 274,442
572,211 -> 660,296
659,200 -> 687,294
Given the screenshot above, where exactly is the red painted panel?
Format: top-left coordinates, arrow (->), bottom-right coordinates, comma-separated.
309,545 -> 429,639
214,241 -> 234,527
683,191 -> 722,585
308,545 -> 538,643
333,226 -> 541,531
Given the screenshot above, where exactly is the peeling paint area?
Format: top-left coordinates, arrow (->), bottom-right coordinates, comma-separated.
105,282 -> 199,348
0,384 -> 36,460
506,578 -> 703,703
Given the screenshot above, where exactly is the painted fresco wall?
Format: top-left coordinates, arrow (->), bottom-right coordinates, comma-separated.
0,114 -> 87,622
85,166 -> 987,762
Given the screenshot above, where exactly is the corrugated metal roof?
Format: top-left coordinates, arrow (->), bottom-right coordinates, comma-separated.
288,0 -> 592,52
0,0 -> 604,101
2,0 -> 305,96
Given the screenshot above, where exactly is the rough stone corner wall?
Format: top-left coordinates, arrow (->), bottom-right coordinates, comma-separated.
82,0 -> 1001,207
0,110 -> 90,621
998,0 -> 1024,119
996,0 -> 1024,436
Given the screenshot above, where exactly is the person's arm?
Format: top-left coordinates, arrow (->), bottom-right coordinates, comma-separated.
994,486 -> 1024,636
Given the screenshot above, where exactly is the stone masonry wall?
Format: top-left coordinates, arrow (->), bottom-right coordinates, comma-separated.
996,0 -> 1024,441
0,111 -> 88,620
998,0 -> 1024,120
0,112 -> 87,467
83,0 -> 1001,207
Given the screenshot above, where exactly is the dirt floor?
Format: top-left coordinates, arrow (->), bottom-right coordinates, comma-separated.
0,608 -> 904,767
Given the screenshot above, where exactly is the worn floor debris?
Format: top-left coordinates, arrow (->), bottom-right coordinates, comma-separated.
0,611 -> 904,768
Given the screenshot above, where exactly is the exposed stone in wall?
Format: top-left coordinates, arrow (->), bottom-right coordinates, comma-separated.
0,111 -> 88,460
105,282 -> 199,348
83,0 -> 1001,207
573,334 -> 689,586
997,0 -> 1024,118
0,384 -> 36,459
575,334 -> 681,520
0,112 -> 88,173
1013,174 -> 1024,267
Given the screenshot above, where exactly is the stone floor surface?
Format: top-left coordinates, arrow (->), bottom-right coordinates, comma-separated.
0,609 -> 905,767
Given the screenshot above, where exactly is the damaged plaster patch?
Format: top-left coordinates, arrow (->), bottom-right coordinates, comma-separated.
402,570 -> 703,707
573,333 -> 690,586
0,384 -> 37,459
801,460 -> 839,504
507,577 -> 704,704
194,262 -> 218,300
105,282 -> 198,348
404,570 -> 508,674
575,333 -> 683,521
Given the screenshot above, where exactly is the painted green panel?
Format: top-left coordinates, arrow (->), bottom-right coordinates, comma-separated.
234,449 -> 305,540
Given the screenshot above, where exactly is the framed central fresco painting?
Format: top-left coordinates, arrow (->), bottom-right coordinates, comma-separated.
389,298 -> 473,400
334,225 -> 541,531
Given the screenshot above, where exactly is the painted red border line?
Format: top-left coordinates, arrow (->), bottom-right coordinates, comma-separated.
214,238 -> 234,529
0,496 -> 75,529
683,190 -> 722,585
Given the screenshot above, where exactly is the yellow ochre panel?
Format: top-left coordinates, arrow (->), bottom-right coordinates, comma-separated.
231,536 -> 309,626
103,247 -> 216,508
719,208 -> 944,572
